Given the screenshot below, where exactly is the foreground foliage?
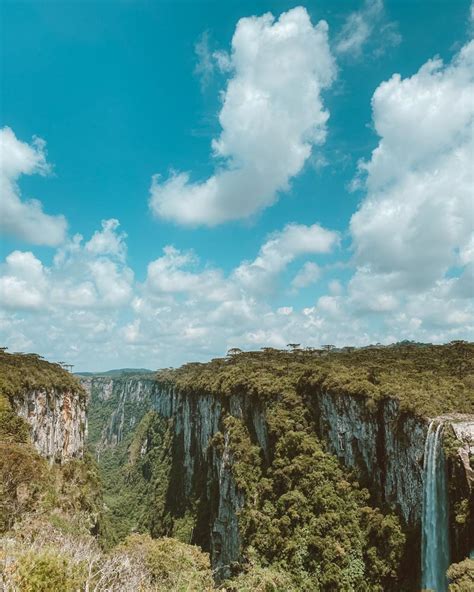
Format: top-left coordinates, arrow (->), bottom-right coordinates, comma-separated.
0,518 -> 214,591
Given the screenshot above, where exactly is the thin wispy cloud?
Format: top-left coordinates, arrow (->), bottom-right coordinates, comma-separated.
194,31 -> 214,90
335,0 -> 401,59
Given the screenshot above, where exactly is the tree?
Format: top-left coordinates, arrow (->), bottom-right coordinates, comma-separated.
321,344 -> 335,352
447,558 -> 474,591
227,348 -> 243,357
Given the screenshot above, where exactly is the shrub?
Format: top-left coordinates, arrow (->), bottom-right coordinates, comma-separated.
447,558 -> 474,591
9,548 -> 82,592
224,562 -> 299,591
120,533 -> 214,591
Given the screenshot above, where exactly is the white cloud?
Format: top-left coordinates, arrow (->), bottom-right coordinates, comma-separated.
0,127 -> 67,246
347,40 -> 474,330
150,7 -> 336,225
335,0 -> 401,58
85,219 -> 127,262
0,219 -> 133,313
234,223 -> 338,295
0,251 -> 48,310
145,245 -> 234,302
317,294 -> 341,316
292,261 -> 321,289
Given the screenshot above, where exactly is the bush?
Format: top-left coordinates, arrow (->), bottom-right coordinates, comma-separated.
120,533 -> 214,591
8,548 -> 82,592
224,562 -> 299,591
0,443 -> 47,532
447,558 -> 474,591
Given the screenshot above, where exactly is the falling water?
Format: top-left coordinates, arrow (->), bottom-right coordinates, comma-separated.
421,421 -> 450,591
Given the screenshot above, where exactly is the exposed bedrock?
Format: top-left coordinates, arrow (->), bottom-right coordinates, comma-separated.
11,387 -> 87,462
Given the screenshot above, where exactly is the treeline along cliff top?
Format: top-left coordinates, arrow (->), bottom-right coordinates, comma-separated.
1,341 -> 473,417
157,341 -> 474,418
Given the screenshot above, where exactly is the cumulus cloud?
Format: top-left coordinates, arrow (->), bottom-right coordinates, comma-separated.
85,219 -> 127,262
347,40 -> 474,329
0,127 -> 67,246
234,223 -> 338,295
0,219 -> 133,313
0,251 -> 48,310
335,0 -> 401,58
292,262 -> 321,289
145,245 -> 234,302
150,7 -> 336,225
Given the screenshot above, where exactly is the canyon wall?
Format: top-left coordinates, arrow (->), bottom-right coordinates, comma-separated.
11,387 -> 87,462
83,376 -> 266,577
83,375 -> 474,578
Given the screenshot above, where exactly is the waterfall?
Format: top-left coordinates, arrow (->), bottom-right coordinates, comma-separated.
421,421 -> 450,591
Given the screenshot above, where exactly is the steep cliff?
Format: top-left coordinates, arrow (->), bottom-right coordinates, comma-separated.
83,376 -> 261,576
0,350 -> 87,462
10,387 -> 87,462
304,391 -> 426,524
0,350 -> 101,539
84,344 -> 474,589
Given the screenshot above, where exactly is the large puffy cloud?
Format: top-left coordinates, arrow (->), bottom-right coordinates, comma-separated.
0,127 -> 67,246
347,40 -> 474,332
149,7 -> 336,225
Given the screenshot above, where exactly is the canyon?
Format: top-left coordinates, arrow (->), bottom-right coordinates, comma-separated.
81,370 -> 474,588
2,345 -> 473,590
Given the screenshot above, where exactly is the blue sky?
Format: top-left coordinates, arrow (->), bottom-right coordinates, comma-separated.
1,0 -> 473,370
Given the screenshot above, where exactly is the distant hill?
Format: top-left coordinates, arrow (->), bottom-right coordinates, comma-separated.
76,368 -> 154,377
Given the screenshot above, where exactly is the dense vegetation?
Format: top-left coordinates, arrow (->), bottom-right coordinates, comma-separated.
447,558 -> 474,591
158,341 -> 474,417
2,344 -> 473,590
0,348 -> 85,400
216,395 -> 406,590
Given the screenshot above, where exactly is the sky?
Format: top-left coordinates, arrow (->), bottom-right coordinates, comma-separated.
0,0 -> 473,371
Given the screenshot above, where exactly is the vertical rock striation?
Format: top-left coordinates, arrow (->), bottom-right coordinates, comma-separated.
11,388 -> 87,462
84,375 -> 267,577
305,391 -> 426,524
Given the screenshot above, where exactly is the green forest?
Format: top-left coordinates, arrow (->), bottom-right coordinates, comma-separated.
1,344 -> 473,590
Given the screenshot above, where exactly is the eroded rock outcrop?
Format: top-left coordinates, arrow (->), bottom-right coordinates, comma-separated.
11,388 -> 87,462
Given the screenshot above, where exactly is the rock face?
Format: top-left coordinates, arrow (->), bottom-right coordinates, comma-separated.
306,392 -> 427,525
11,388 -> 87,462
84,375 -> 474,577
305,391 -> 474,569
84,376 -> 266,577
